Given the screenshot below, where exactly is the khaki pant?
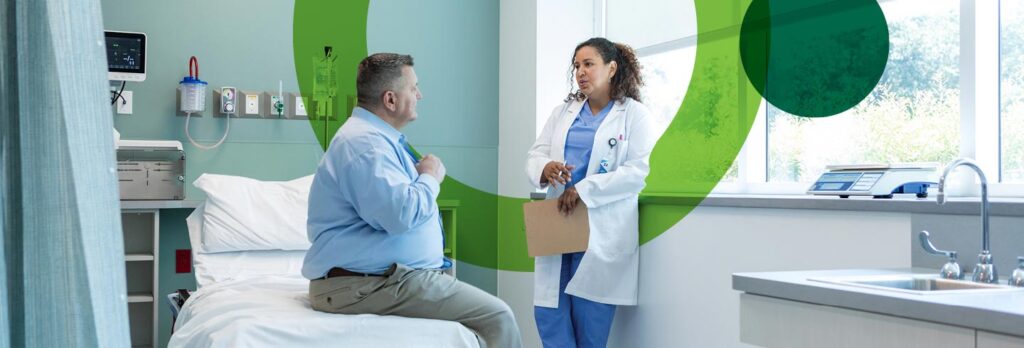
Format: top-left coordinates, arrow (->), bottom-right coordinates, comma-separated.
310,264 -> 522,348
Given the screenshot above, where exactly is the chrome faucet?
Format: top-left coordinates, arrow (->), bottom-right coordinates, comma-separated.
1010,257 -> 1024,287
919,230 -> 962,280
936,159 -> 997,283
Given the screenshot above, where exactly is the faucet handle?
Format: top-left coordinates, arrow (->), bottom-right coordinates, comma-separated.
919,231 -> 963,279
1009,257 -> 1024,287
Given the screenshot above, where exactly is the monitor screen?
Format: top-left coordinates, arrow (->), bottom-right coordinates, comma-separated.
105,31 -> 146,81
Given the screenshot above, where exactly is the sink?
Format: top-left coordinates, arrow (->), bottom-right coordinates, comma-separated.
809,274 -> 1024,295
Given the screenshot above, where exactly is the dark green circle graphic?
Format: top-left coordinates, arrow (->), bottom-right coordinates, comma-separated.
740,0 -> 889,117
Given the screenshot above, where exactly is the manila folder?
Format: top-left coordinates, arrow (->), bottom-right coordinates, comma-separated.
523,199 -> 589,257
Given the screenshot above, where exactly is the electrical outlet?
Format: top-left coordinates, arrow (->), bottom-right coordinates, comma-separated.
295,96 -> 307,116
116,90 -> 133,114
245,93 -> 260,115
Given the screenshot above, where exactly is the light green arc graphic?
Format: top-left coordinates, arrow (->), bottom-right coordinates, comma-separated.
294,0 -> 760,272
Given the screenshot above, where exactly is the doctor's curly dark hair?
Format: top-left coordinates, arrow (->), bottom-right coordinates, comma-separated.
568,37 -> 644,103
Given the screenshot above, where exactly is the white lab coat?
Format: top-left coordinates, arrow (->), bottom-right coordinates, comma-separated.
525,97 -> 657,308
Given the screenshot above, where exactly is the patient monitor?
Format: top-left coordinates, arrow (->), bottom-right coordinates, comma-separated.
105,30 -> 147,81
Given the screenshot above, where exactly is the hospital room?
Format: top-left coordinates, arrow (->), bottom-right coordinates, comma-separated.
6,0 -> 1024,347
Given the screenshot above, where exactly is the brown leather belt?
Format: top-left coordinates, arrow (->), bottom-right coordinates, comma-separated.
324,267 -> 382,279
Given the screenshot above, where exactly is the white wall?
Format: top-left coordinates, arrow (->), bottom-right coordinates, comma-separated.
500,204 -> 911,348
498,0 -> 542,345
607,207 -> 910,348
498,0 -> 539,199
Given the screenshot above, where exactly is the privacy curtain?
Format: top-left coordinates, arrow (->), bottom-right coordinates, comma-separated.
1,0 -> 130,346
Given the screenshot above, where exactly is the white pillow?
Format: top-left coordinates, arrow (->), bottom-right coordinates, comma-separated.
192,174 -> 313,253
187,203 -> 306,289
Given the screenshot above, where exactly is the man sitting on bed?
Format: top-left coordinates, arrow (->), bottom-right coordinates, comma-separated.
302,53 -> 522,348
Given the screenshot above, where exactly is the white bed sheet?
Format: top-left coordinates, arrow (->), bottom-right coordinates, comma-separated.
169,275 -> 480,348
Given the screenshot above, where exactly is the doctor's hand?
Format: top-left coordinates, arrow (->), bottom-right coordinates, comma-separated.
558,186 -> 581,216
417,154 -> 447,184
541,161 -> 574,186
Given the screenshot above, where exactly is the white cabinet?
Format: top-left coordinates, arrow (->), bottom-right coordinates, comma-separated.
740,294 -> 975,348
740,294 -> 1024,348
978,331 -> 1024,348
121,209 -> 159,348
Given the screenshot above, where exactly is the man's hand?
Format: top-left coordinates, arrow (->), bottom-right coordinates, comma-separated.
558,186 -> 582,215
416,154 -> 447,183
541,161 -> 574,186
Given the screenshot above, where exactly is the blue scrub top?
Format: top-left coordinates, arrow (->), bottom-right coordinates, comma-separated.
563,100 -> 614,187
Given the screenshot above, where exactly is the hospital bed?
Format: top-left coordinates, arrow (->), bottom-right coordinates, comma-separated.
167,174 -> 480,347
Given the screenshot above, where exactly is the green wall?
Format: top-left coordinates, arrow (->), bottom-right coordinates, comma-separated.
102,1 -> 499,346
103,0 -> 323,199
367,0 -> 500,292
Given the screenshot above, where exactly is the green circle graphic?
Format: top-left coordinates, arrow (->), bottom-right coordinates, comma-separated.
740,0 -> 889,117
294,0 -> 890,272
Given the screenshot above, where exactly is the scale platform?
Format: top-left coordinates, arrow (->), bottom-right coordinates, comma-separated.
807,163 -> 939,199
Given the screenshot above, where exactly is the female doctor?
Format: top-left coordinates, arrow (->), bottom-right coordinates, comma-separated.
525,37 -> 657,348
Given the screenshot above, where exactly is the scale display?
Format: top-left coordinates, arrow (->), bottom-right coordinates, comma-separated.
811,172 -> 883,192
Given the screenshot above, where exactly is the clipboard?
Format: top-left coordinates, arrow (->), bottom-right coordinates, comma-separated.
522,199 -> 589,257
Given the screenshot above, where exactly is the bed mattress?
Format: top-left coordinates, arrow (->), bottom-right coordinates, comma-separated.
169,275 -> 480,347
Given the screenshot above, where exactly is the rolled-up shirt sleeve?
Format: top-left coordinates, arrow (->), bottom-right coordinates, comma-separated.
339,149 -> 440,235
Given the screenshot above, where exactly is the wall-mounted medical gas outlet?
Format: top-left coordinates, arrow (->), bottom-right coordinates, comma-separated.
237,90 -> 261,118
115,90 -> 133,114
214,86 -> 237,117
263,92 -> 286,118
286,94 -> 308,120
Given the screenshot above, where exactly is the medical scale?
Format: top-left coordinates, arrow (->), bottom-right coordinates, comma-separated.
806,163 -> 939,199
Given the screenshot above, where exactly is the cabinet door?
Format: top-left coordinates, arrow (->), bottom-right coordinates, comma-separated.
978,331 -> 1024,348
740,294 -> 976,348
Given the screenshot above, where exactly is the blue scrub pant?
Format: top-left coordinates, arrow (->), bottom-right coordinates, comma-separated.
534,252 -> 617,348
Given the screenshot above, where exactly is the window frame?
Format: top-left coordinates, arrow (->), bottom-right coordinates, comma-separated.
609,0 -> 1024,197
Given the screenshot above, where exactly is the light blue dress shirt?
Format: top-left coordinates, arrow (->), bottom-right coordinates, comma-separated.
302,107 -> 444,278
564,100 -> 614,187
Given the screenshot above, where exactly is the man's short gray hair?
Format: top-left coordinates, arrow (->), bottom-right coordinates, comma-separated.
356,53 -> 414,108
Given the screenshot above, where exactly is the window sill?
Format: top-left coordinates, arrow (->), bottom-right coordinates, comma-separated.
639,192 -> 1024,217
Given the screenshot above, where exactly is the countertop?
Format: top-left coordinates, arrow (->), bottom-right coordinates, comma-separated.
529,191 -> 1024,216
733,268 -> 1024,337
120,200 -> 202,210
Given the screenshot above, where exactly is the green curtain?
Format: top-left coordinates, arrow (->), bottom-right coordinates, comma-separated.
1,0 -> 131,346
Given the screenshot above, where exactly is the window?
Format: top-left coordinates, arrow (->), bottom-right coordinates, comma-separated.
639,46 -> 695,129
767,0 -> 961,182
1001,0 -> 1024,182
639,44 -> 740,182
602,0 -> 1022,195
